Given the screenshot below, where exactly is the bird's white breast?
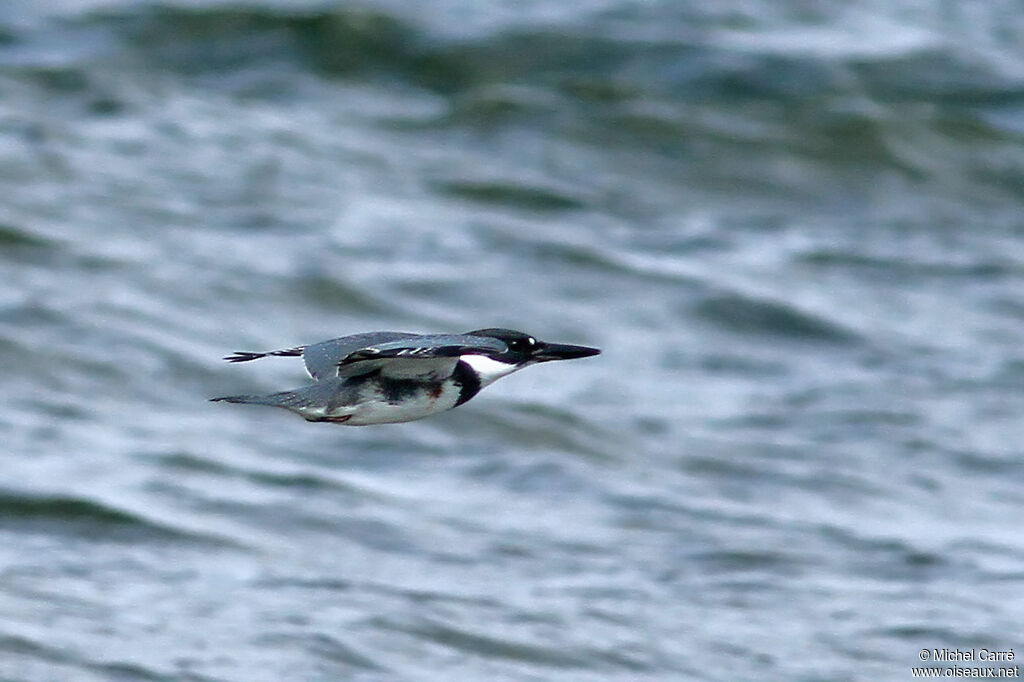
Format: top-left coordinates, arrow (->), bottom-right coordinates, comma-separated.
342,380 -> 463,425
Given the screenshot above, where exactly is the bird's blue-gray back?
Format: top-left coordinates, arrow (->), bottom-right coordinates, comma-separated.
301,331 -> 417,380
343,334 -> 508,361
335,334 -> 510,379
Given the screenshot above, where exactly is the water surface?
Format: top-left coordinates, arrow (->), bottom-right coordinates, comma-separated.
2,1 -> 1024,680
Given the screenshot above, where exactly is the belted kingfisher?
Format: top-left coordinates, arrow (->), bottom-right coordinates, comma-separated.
211,328 -> 600,425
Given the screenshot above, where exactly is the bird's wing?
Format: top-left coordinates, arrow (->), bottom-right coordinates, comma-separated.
224,332 -> 419,380
223,347 -> 304,364
300,332 -> 419,380
337,334 -> 508,380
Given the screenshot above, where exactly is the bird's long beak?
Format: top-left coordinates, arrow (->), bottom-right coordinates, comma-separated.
533,342 -> 601,362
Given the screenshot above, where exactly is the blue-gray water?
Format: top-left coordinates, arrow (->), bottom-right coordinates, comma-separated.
3,1 -> 1024,680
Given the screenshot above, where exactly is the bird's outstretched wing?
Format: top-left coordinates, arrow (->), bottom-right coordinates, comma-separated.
224,347 -> 304,363
224,331 -> 418,380
302,332 -> 420,380
337,334 -> 508,380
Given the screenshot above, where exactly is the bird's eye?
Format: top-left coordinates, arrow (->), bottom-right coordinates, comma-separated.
508,337 -> 536,352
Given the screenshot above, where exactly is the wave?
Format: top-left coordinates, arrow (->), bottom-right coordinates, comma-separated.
0,490 -> 229,544
32,3 -> 1015,106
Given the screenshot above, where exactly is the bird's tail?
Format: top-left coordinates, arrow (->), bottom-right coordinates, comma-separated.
209,383 -> 334,410
209,391 -> 294,407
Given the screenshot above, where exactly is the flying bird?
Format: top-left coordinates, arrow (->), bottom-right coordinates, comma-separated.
211,328 -> 600,425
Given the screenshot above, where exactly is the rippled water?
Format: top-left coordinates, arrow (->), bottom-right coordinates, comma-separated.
3,1 -> 1024,680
